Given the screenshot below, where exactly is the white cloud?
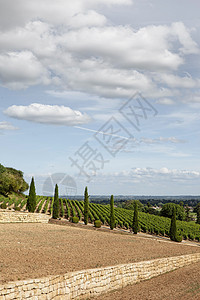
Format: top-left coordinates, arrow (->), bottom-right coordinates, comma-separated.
156,98 -> 175,105
130,167 -> 200,180
0,122 -> 18,130
94,168 -> 200,188
171,22 -> 199,55
140,137 -> 186,144
156,73 -> 200,89
59,24 -> 184,71
4,103 -> 91,126
0,51 -> 50,89
0,1 -> 199,101
68,10 -> 107,28
0,10 -> 199,98
0,0 -> 132,30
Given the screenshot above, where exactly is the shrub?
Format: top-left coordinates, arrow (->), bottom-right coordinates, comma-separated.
94,220 -> 101,228
72,216 -> 79,223
175,235 -> 182,242
0,202 -> 7,209
14,207 -> 21,211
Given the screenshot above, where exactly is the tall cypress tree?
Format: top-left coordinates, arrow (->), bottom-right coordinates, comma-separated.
196,203 -> 200,224
185,205 -> 190,222
84,186 -> 89,225
169,207 -> 177,241
132,201 -> 139,234
52,184 -> 59,219
110,195 -> 115,230
27,177 -> 36,213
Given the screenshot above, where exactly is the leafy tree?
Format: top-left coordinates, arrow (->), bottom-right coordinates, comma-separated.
84,186 -> 89,225
27,177 -> 36,213
0,163 -> 6,174
160,203 -> 185,221
179,201 -> 184,207
0,163 -> 28,196
132,201 -> 139,234
122,199 -> 143,212
169,207 -> 182,242
110,195 -> 115,230
52,184 -> 59,219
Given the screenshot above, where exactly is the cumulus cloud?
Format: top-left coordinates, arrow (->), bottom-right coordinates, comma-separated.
0,0 -> 199,100
4,103 -> 91,126
0,0 -> 132,30
0,51 -> 50,89
68,10 -> 107,28
171,22 -> 199,55
95,168 -> 200,188
58,24 -> 184,71
0,122 -> 18,130
128,167 -> 200,180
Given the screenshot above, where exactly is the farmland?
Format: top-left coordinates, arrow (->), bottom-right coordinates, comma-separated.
0,222 -> 200,284
0,195 -> 200,242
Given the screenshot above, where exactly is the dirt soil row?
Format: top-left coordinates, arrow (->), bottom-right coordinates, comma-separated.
0,221 -> 199,285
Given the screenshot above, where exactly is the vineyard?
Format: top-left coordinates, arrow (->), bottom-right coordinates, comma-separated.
0,195 -> 200,241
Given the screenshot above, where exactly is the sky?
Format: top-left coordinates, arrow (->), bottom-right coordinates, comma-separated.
0,0 -> 200,196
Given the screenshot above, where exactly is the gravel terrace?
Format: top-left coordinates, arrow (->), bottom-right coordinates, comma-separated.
93,261 -> 200,300
0,222 -> 199,285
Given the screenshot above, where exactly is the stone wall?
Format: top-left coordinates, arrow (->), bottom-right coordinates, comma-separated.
0,210 -> 50,223
1,252 -> 200,299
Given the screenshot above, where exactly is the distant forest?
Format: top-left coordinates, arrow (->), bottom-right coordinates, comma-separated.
63,195 -> 200,207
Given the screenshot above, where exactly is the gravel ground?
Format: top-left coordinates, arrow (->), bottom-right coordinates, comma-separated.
0,222 -> 199,285
93,261 -> 200,300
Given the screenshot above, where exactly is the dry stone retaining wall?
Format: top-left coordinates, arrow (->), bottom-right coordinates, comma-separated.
1,252 -> 200,299
0,210 -> 50,223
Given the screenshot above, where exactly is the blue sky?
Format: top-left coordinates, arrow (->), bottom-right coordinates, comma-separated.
0,0 -> 200,196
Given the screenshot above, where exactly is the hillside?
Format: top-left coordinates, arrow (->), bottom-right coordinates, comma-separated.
1,196 -> 200,242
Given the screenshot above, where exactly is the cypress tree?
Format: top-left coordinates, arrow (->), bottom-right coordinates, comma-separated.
196,203 -> 200,224
27,177 -> 36,213
110,195 -> 115,230
169,207 -> 177,241
84,186 -> 89,225
52,184 -> 59,219
185,205 -> 190,222
132,201 -> 139,234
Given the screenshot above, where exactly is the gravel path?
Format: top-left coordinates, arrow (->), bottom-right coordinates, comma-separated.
0,222 -> 199,285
